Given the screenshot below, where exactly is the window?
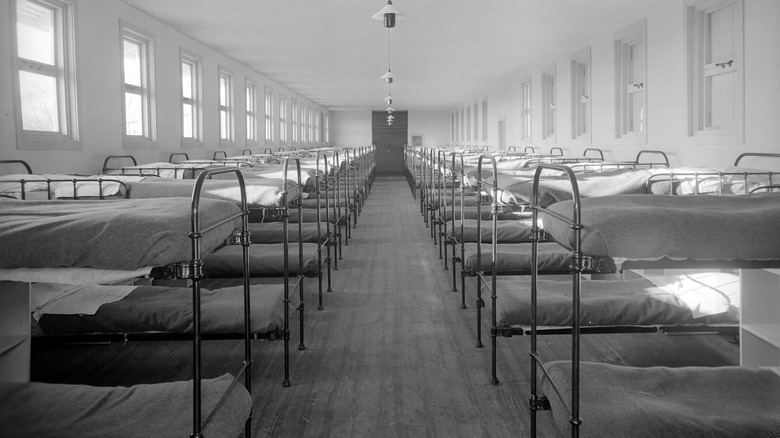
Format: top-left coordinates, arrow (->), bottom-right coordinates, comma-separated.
291,99 -> 298,143
324,113 -> 329,143
180,50 -> 202,144
121,23 -> 155,145
245,80 -> 257,143
299,103 -> 306,144
481,99 -> 488,141
307,107 -> 313,143
571,47 -> 591,140
314,110 -> 321,143
466,105 -> 471,141
541,64 -> 556,140
460,109 -> 465,143
13,0 -> 79,149
451,113 -> 455,142
472,103 -> 478,142
278,94 -> 287,143
264,88 -> 273,143
218,68 -> 233,143
615,20 -> 646,141
520,77 -> 531,142
686,0 -> 743,144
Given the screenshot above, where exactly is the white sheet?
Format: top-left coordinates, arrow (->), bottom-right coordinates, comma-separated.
0,267 -> 153,285
32,284 -> 138,320
645,272 -> 740,319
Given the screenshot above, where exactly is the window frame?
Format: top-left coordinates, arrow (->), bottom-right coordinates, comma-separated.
541,64 -> 557,141
614,20 -> 647,143
264,87 -> 274,144
245,79 -> 257,145
571,46 -> 591,142
120,22 -> 156,148
481,98 -> 488,142
299,103 -> 306,144
278,93 -> 287,144
217,66 -> 233,145
12,0 -> 80,150
520,77 -> 532,143
180,49 -> 202,147
685,0 -> 744,144
291,98 -> 298,143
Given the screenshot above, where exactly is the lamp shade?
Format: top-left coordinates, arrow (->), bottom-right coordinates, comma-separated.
372,1 -> 405,28
381,70 -> 393,83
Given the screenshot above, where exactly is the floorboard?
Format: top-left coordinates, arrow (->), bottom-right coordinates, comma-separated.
30,175 -> 740,437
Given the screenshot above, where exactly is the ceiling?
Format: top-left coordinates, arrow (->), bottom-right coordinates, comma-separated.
121,0 -> 649,112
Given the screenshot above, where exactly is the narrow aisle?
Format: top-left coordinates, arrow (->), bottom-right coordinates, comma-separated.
251,175 -> 532,438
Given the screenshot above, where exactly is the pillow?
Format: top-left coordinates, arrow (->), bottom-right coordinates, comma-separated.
645,272 -> 740,319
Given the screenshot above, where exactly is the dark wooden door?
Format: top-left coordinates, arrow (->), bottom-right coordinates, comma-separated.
372,111 -> 407,174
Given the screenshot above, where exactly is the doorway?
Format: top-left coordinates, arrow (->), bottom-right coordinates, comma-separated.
372,111 -> 408,175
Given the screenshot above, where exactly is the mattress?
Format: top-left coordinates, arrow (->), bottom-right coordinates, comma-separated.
498,168 -> 655,207
0,374 -> 251,438
542,361 -> 780,438
203,243 -> 320,277
461,243 -> 600,274
447,218 -> 534,243
0,198 -> 242,270
248,222 -> 327,244
36,284 -> 294,336
126,177 -> 301,208
543,193 -> 780,265
497,275 -> 739,328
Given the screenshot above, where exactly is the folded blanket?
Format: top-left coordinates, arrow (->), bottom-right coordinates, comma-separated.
543,361 -> 780,438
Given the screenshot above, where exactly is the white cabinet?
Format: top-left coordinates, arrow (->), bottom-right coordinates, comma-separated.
740,269 -> 780,368
0,282 -> 30,382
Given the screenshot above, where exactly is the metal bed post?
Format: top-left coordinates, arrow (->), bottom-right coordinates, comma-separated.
189,168 -> 252,437
474,154 -> 499,349
529,164 -> 583,437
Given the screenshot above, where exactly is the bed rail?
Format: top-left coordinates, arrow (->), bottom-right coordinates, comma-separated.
101,155 -> 137,174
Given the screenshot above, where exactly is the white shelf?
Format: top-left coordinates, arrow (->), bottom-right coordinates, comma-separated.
0,335 -> 28,357
740,269 -> 780,368
742,323 -> 780,348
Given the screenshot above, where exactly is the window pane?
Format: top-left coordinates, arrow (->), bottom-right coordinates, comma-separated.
182,103 -> 193,138
708,5 -> 734,63
19,70 -> 58,131
17,0 -> 54,65
628,91 -> 645,133
707,72 -> 735,129
125,92 -> 143,135
220,109 -> 228,139
123,40 -> 142,87
629,42 -> 645,84
219,76 -> 227,106
182,62 -> 192,98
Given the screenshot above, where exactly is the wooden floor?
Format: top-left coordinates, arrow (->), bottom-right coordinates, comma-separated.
31,175 -> 740,437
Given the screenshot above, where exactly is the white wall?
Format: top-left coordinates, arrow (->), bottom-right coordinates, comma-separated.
407,110 -> 450,147
330,109 -> 450,148
456,0 -> 780,167
0,0 -> 327,174
329,110 -> 372,148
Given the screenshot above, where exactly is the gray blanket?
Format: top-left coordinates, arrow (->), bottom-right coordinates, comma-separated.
543,361 -> 780,437
0,374 -> 251,438
0,198 -> 241,270
38,284 -> 293,335
544,193 -> 780,262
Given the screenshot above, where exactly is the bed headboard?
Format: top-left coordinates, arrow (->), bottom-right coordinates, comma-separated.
735,152 -> 780,171
102,155 -> 137,174
168,153 -> 189,163
0,160 -> 33,175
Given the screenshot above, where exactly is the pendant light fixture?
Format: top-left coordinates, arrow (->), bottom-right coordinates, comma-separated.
374,1 -> 403,126
372,0 -> 404,28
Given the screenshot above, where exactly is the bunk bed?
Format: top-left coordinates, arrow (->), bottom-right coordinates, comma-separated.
526,164 -> 780,437
0,167 -> 255,437
102,154 -> 243,179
